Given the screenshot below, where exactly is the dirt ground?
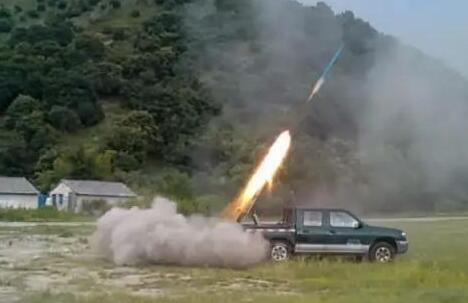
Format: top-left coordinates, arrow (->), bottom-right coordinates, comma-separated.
0,223 -> 290,302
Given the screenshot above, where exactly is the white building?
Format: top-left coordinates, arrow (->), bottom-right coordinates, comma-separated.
49,179 -> 137,212
0,177 -> 39,209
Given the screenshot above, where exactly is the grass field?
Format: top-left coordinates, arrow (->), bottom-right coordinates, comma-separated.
1,218 -> 467,303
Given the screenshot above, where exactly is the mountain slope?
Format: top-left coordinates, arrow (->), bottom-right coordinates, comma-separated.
1,0 -> 467,214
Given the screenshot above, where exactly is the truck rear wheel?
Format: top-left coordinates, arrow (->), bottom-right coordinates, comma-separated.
369,242 -> 395,263
270,241 -> 290,262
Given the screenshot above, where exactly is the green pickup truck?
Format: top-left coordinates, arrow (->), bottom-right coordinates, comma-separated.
244,207 -> 408,263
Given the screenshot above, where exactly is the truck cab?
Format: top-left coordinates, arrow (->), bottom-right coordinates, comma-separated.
244,207 -> 408,263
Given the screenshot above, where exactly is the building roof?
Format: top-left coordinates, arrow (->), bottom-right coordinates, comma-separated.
0,177 -> 39,195
60,179 -> 137,197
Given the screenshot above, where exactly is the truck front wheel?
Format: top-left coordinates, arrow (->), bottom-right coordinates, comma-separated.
369,242 -> 395,263
270,241 -> 290,262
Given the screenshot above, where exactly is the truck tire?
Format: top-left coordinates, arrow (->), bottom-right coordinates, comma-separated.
270,241 -> 290,262
369,242 -> 395,263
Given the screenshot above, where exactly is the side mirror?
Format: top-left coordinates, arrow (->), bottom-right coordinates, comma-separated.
352,221 -> 361,229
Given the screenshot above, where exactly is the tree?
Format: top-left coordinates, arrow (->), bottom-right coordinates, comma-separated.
134,80 -> 220,161
14,5 -> 23,14
57,1 -> 67,10
110,0 -> 121,9
37,4 -> 47,12
48,105 -> 82,132
27,10 -> 40,19
43,69 -> 103,126
130,10 -> 140,18
82,62 -> 124,96
0,19 -> 13,33
106,111 -> 160,170
9,23 -> 74,47
32,40 -> 62,57
0,130 -> 30,176
4,95 -> 53,152
35,145 -> 116,189
0,7 -> 11,18
5,94 -> 42,120
74,34 -> 106,60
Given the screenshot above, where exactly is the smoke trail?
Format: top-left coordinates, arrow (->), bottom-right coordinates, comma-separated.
307,45 -> 344,102
91,197 -> 269,268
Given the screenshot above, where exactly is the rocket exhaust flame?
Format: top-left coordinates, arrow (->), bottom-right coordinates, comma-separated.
221,131 -> 291,221
221,45 -> 343,222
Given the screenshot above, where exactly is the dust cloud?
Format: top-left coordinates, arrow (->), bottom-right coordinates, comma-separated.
91,197 -> 268,268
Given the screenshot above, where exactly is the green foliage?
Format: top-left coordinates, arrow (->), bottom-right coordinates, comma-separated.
0,19 -> 13,33
48,105 -> 82,132
74,34 -> 106,60
130,10 -> 141,18
110,0 -> 121,9
37,4 -> 47,12
35,145 -> 116,190
82,62 -> 123,96
1,95 -> 54,173
0,129 -> 29,175
27,10 -> 40,19
57,1 -> 67,10
14,5 -> 23,14
10,23 -> 74,47
0,206 -> 90,222
0,7 -> 12,18
47,0 -> 58,7
106,111 -> 160,170
43,69 -> 103,126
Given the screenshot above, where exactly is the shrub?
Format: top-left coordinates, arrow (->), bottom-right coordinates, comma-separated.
110,0 -> 121,9
130,10 -> 140,18
112,28 -> 125,40
14,5 -> 23,14
47,0 -> 58,7
48,106 -> 82,132
57,1 -> 67,10
27,10 -> 40,18
0,8 -> 12,18
37,4 -> 47,12
0,19 -> 13,33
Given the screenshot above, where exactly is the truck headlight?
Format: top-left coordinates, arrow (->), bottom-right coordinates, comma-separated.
401,232 -> 407,238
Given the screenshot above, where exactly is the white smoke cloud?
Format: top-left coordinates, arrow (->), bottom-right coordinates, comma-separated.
91,197 -> 268,268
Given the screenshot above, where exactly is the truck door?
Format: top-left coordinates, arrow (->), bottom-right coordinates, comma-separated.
295,210 -> 329,253
325,210 -> 369,254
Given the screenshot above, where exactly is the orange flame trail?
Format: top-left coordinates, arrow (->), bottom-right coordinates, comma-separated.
222,130 -> 292,221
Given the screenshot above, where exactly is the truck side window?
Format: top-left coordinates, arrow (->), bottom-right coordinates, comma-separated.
303,211 -> 322,227
330,211 -> 358,228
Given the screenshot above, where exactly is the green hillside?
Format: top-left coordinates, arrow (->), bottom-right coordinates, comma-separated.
1,0 -> 467,214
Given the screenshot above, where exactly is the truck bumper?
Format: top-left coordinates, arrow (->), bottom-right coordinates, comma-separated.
396,240 -> 409,254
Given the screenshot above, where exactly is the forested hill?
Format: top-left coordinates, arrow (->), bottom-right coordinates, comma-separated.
1,0 -> 467,214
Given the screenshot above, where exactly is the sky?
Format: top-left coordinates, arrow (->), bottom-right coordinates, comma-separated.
300,0 -> 468,79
